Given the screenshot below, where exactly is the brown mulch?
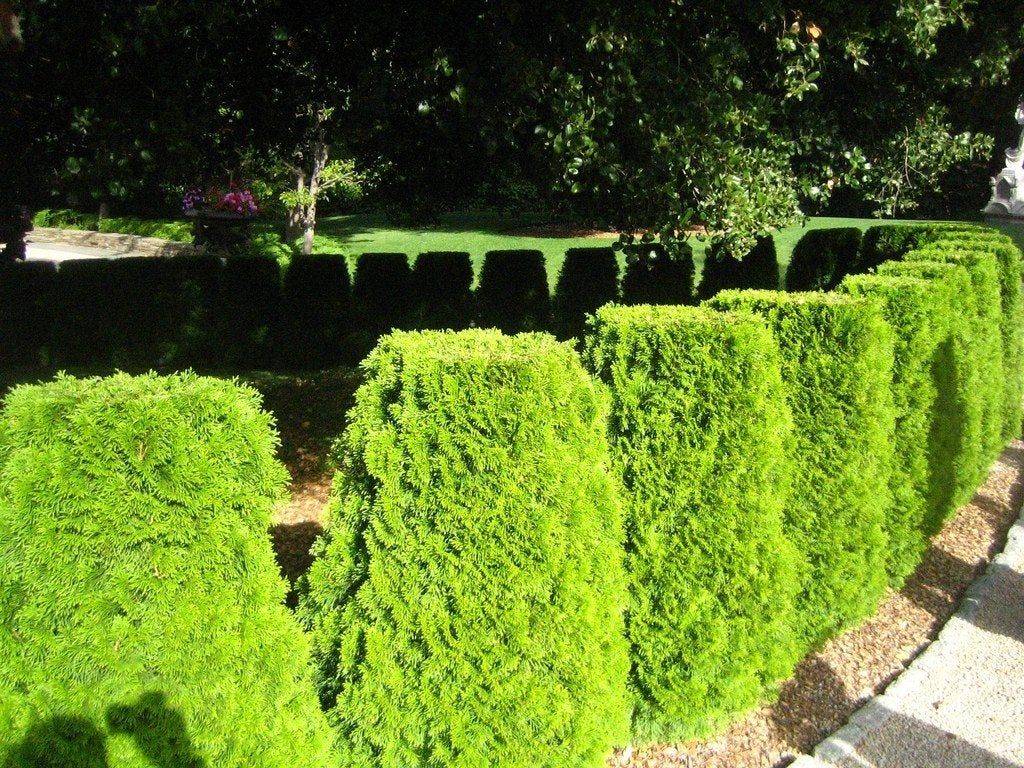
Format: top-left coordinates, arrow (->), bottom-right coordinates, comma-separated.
613,442 -> 1024,768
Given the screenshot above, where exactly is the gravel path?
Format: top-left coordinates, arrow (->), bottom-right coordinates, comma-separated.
613,442 -> 1024,768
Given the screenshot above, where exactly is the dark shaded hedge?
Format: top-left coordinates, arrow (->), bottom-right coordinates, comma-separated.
697,236 -> 779,301
279,253 -> 353,368
410,251 -> 474,330
52,258 -> 119,366
0,372 -> 335,767
786,228 -> 862,292
876,260 -> 979,530
300,330 -> 630,768
585,304 -> 800,741
907,247 -> 1004,471
352,252 -> 414,339
553,247 -> 619,341
212,256 -> 282,369
706,291 -> 894,647
476,250 -> 551,333
839,274 -> 943,586
0,261 -> 57,366
856,222 -> 986,272
621,244 -> 695,306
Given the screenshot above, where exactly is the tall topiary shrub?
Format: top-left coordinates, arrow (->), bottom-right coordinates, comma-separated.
786,228 -> 862,292
906,247 -> 1004,468
476,249 -> 550,333
585,304 -> 800,741
410,251 -> 474,330
279,253 -> 353,368
621,244 -> 695,306
300,330 -> 630,768
697,236 -> 779,301
839,274 -> 943,586
706,291 -> 894,646
0,372 -> 335,768
553,247 -> 619,341
53,258 -> 118,367
876,260 -> 980,526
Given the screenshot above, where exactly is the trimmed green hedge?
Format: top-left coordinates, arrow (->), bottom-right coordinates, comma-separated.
0,372 -> 335,767
621,245 -> 695,306
553,247 -> 619,341
300,330 -> 630,768
585,304 -> 800,741
839,274 -> 943,585
411,251 -> 474,330
906,247 -> 1004,469
213,256 -> 282,369
857,222 -> 986,272
786,228 -> 862,292
876,260 -> 981,524
476,250 -> 551,333
697,236 -> 779,301
352,252 -> 413,340
706,291 -> 894,646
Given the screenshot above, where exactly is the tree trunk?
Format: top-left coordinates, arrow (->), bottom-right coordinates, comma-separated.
284,172 -> 306,244
300,141 -> 329,256
98,201 -> 110,222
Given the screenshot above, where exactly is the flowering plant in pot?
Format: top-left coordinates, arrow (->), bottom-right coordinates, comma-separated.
182,182 -> 259,255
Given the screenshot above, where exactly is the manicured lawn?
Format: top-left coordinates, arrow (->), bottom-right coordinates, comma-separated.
312,211 -> 936,287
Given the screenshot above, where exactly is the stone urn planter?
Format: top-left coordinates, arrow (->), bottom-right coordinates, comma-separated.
0,205 -> 32,262
184,208 -> 254,257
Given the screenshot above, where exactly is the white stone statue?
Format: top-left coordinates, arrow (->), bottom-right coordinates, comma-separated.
984,94 -> 1024,217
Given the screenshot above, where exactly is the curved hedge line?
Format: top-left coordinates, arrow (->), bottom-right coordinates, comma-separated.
300,330 -> 630,768
585,304 -> 800,741
706,291 -> 894,646
0,373 -> 334,768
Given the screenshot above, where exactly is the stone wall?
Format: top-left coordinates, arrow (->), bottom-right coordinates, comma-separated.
27,227 -> 197,258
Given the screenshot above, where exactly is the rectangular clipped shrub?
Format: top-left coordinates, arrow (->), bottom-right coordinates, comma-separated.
410,251 -> 474,330
299,330 -> 630,768
476,249 -> 551,333
351,252 -> 413,355
52,258 -> 118,366
104,257 -> 181,369
279,253 -> 352,368
785,227 -> 862,292
164,254 -> 223,368
585,304 -> 800,741
839,274 -> 944,585
706,291 -> 895,646
0,372 -> 335,767
553,247 -> 619,341
857,222 -> 986,272
905,246 -> 1004,467
922,233 -> 1024,441
621,243 -> 695,306
876,260 -> 981,524
212,256 -> 282,369
697,236 -> 779,301
0,261 -> 57,367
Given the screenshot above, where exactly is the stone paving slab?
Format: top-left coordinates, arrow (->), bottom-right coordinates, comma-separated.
792,501 -> 1024,768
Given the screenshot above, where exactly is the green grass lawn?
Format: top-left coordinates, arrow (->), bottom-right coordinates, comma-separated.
311,211 -> 935,288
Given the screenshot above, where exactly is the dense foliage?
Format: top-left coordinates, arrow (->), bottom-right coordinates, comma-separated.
875,259 -> 979,528
621,245 -> 695,306
786,227 -> 862,291
0,372 -> 335,767
697,237 -> 780,300
410,251 -> 475,330
476,250 -> 551,333
838,274 -> 942,585
585,304 -> 800,740
706,291 -> 894,646
279,253 -> 353,367
553,247 -> 619,341
299,330 -> 630,768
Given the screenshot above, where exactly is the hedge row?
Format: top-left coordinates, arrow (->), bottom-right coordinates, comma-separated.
0,238 -> 794,371
0,373 -> 335,767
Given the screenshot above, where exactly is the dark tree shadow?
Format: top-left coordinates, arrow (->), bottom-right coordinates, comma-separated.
768,655 -> 856,753
106,692 -> 206,768
3,716 -> 108,768
966,562 -> 1024,646
899,545 -> 979,628
271,520 -> 324,607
